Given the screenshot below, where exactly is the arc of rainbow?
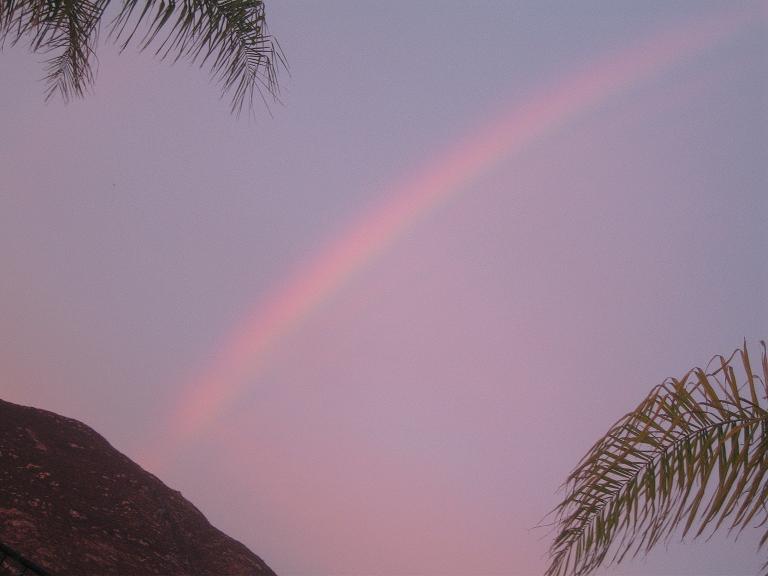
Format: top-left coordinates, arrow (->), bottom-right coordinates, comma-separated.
160,4 -> 759,454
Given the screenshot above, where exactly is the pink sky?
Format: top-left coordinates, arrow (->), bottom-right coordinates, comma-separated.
159,1 -> 757,457
1,1 -> 766,574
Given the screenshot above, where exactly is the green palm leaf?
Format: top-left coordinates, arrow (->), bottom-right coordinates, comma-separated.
546,340 -> 768,576
0,0 -> 283,113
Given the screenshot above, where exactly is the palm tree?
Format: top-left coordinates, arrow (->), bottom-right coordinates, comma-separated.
546,340 -> 768,576
0,0 -> 283,113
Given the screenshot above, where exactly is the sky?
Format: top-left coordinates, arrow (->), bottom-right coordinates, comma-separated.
0,1 -> 766,575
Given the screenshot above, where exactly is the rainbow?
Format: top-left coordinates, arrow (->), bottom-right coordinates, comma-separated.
156,3 -> 759,457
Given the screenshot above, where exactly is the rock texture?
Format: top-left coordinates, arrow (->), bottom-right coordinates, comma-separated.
0,398 -> 275,575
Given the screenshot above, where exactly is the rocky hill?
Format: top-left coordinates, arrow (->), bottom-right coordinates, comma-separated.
0,398 -> 275,575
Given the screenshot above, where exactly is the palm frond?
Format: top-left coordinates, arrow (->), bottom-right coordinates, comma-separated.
109,0 -> 283,114
2,0 -> 107,100
0,0 -> 283,113
546,340 -> 768,576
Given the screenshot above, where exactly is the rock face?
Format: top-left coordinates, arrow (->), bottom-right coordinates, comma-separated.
0,398 -> 275,575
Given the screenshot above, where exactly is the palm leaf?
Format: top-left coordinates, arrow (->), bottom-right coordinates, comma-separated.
546,340 -> 768,576
0,0 -> 283,113
109,0 -> 284,114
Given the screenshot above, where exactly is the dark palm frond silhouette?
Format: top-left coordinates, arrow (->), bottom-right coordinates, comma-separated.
0,0 -> 284,113
546,340 -> 768,576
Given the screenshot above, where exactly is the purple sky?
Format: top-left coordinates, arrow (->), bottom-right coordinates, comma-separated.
1,1 -> 766,574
